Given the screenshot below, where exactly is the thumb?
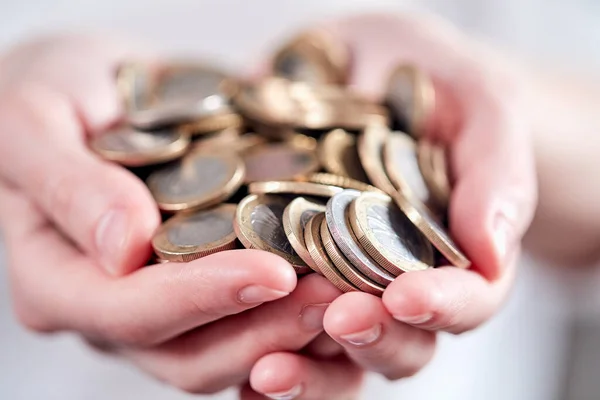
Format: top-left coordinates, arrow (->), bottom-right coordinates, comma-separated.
0,82 -> 160,276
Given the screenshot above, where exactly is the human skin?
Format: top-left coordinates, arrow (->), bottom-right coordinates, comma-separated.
0,13 -> 546,400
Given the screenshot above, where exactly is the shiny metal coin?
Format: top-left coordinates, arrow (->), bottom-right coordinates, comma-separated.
298,173 -> 383,193
272,28 -> 350,85
320,218 -> 385,296
249,181 -> 343,198
358,123 -> 397,195
304,213 -> 357,293
326,190 -> 395,286
116,62 -> 154,112
417,139 -> 451,210
243,141 -> 320,183
386,64 -> 435,139
235,194 -> 309,272
90,125 -> 190,167
147,151 -> 245,212
282,197 -> 326,273
392,191 -> 471,269
152,204 -> 238,262
349,192 -> 434,274
318,129 -> 370,182
383,132 -> 432,206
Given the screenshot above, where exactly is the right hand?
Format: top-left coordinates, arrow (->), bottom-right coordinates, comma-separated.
0,35 -> 364,397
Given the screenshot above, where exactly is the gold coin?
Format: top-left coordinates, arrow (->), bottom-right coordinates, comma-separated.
127,61 -> 239,129
178,111 -> 244,136
152,204 -> 238,262
116,61 -> 156,113
303,213 -> 357,293
190,130 -> 267,155
249,181 -> 343,198
298,173 -> 383,193
383,131 -> 433,206
282,197 -> 326,273
147,151 -> 245,212
243,140 -> 320,183
320,217 -> 385,296
272,28 -> 350,85
386,64 -> 435,139
318,129 -> 370,183
357,123 -> 397,194
234,194 -> 309,273
349,192 -> 433,274
392,190 -> 470,269
90,125 -> 190,167
417,140 -> 451,209
234,78 -> 388,130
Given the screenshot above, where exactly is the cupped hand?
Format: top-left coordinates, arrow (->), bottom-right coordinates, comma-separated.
246,13 -> 538,399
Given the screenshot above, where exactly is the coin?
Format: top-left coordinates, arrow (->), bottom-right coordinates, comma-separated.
178,109 -> 244,136
116,61 -> 154,112
385,64 -> 435,139
303,213 -> 357,293
90,125 -> 190,167
320,218 -> 385,296
392,191 -> 471,269
299,173 -> 383,193
234,78 -> 388,130
326,190 -> 395,286
383,131 -> 432,205
147,151 -> 245,212
272,28 -> 349,85
249,181 -> 343,198
417,140 -> 451,209
318,129 -> 370,183
358,123 -> 397,194
243,141 -> 320,183
234,194 -> 309,272
127,62 -> 239,129
152,204 -> 238,262
282,197 -> 326,273
349,192 -> 434,274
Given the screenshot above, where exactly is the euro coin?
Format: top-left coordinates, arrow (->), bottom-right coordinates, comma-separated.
320,217 -> 385,296
326,190 -> 395,286
272,28 -> 350,85
318,129 -> 370,183
385,64 -> 435,139
152,204 -> 238,262
249,181 -> 343,198
243,141 -> 319,183
90,125 -> 190,167
299,173 -> 382,193
349,191 -> 434,274
417,139 -> 451,209
358,123 -> 397,194
147,151 -> 245,212
234,194 -> 309,273
304,213 -> 357,293
282,197 -> 326,273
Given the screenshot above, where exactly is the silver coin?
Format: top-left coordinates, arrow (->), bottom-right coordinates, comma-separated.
244,143 -> 319,183
95,127 -> 178,153
274,52 -> 322,84
384,133 -> 430,203
326,190 -> 395,285
387,71 -> 414,129
167,211 -> 233,247
251,203 -> 296,255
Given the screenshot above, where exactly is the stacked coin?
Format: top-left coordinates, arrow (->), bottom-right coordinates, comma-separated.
89,29 -> 470,293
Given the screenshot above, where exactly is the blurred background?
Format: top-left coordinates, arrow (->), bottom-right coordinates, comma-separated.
1,0 -> 599,399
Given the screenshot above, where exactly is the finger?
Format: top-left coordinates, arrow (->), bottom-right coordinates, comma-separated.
322,14 -> 537,280
248,352 -> 363,400
0,183 -> 297,344
122,274 -> 342,394
383,262 -> 517,334
324,292 -> 436,380
0,83 -> 160,275
302,332 -> 344,359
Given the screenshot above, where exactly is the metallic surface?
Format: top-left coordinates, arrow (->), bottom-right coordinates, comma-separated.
243,141 -> 320,183
249,181 -> 343,198
318,129 -> 370,182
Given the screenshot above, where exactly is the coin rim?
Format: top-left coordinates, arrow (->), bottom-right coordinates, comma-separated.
147,151 -> 246,212
318,129 -> 370,182
282,197 -> 325,273
249,181 -> 343,198
152,204 -> 238,262
299,173 -> 383,193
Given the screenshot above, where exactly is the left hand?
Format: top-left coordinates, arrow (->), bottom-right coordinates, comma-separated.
243,13 -> 537,399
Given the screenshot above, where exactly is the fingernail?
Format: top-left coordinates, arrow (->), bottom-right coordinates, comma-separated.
493,211 -> 517,267
265,384 -> 303,400
340,324 -> 382,346
95,208 -> 129,275
393,312 -> 434,325
299,303 -> 329,331
237,285 -> 289,304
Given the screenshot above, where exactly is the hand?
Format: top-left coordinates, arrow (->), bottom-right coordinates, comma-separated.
0,35 -> 360,397
244,13 -> 537,398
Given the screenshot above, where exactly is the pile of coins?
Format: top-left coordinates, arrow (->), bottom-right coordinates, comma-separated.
90,29 -> 470,295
